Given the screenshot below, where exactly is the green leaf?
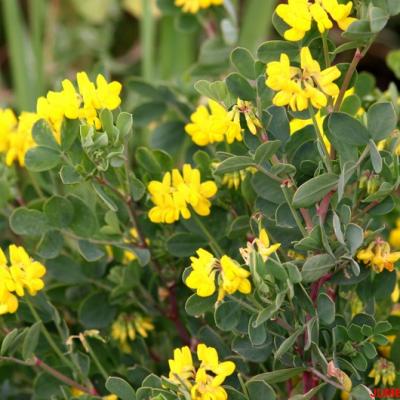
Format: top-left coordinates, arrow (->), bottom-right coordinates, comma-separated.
78,240 -> 105,262
251,367 -> 306,384
350,385 -> 373,400
116,112 -> 133,137
92,183 -> 118,212
369,6 -> 389,32
36,231 -> 64,259
265,105 -> 290,144
67,195 -> 98,238
345,223 -> 363,255
302,254 -> 336,283
10,208 -> 49,236
1,329 -> 20,355
78,292 -> 116,329
232,336 -> 272,363
275,327 -> 304,359
185,293 -> 217,317
22,321 -> 41,360
135,147 -> 162,175
225,72 -> 256,101
248,315 -> 267,346
131,176 -> 146,202
289,384 -> 326,400
292,173 -> 338,208
342,20 -> 374,42
254,140 -> 281,164
214,301 -> 241,331
362,342 -> 377,359
105,377 -> 136,400
369,139 -> 382,173
32,119 -> 59,150
25,146 -> 61,172
215,156 -> 255,175
387,49 -> 400,79
167,233 -> 207,257
44,196 -> 74,229
257,40 -> 298,63
252,172 -> 285,204
367,102 -> 397,141
59,165 -> 82,184
317,293 -> 335,324
61,118 -> 80,151
328,112 -> 370,146
246,380 -> 276,400
231,47 -> 256,80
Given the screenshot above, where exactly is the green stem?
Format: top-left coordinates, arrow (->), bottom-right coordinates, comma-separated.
84,340 -> 109,381
26,298 -> 74,370
281,186 -> 308,237
321,32 -> 330,69
1,0 -> 35,111
140,0 -> 155,80
227,295 -> 260,314
308,104 -> 332,173
191,212 -> 224,257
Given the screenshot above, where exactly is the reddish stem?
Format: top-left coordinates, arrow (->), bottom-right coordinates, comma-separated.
316,191 -> 335,223
300,208 -> 314,232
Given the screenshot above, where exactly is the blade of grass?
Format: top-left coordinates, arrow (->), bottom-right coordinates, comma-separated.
238,0 -> 278,53
140,0 -> 156,80
1,0 -> 35,111
29,0 -> 45,96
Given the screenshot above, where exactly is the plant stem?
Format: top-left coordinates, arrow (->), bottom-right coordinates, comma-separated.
0,356 -> 97,396
25,299 -> 75,371
191,212 -> 224,257
84,339 -> 109,381
227,295 -> 260,313
308,367 -> 345,391
322,32 -> 330,68
281,186 -> 308,237
333,49 -> 362,112
308,105 -> 332,172
140,0 -> 155,80
1,0 -> 35,111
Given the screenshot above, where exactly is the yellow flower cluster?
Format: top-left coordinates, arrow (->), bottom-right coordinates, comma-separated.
111,313 -> 154,353
185,100 -> 242,146
240,229 -> 281,265
168,344 -> 235,400
0,245 -> 46,315
185,99 -> 261,147
147,164 -> 217,224
37,71 -> 122,137
368,358 -> 397,386
0,72 -> 122,168
0,109 -> 39,167
175,0 -> 223,14
185,248 -> 251,301
276,0 -> 356,41
266,47 -> 341,111
357,239 -> 400,273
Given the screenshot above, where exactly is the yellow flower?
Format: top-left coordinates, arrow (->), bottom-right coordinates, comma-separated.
168,344 -> 235,400
378,335 -> 396,359
357,239 -> 400,273
8,245 -> 46,296
389,219 -> 400,248
186,248 -> 217,297
121,228 -> 150,263
175,0 -> 223,14
0,108 -> 17,153
0,245 -> 46,314
368,358 -> 397,386
5,112 -> 39,167
168,346 -> 195,386
148,164 -> 217,224
218,255 -> 251,300
185,100 -> 242,146
266,47 -> 341,111
276,0 -> 356,41
240,228 -> 281,265
229,99 -> 262,136
111,313 -> 154,353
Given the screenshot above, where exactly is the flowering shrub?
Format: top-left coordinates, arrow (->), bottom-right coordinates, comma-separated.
1,0 -> 400,399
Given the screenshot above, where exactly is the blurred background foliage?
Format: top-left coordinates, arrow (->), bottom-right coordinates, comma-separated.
1,0 -> 399,115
